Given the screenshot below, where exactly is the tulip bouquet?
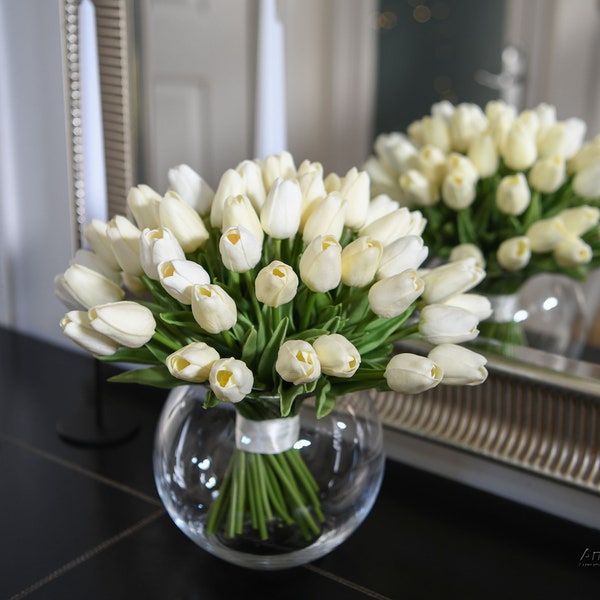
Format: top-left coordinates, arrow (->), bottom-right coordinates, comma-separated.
365,100 -> 600,347
56,151 -> 488,546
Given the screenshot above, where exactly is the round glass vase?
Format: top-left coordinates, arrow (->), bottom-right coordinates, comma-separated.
153,386 -> 385,570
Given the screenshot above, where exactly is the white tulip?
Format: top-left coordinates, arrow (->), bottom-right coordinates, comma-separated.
157,259 -> 210,304
421,258 -> 485,304
407,119 -> 424,146
363,156 -> 398,195
219,226 -> 262,273
236,159 -> 266,212
364,194 -> 400,227
441,171 -> 477,210
558,205 -> 600,236
83,219 -> 120,271
159,191 -> 209,252
449,103 -> 487,152
299,235 -> 342,292
339,167 -> 370,230
58,264 -> 124,309
445,153 -> 479,183
210,168 -> 245,228
275,340 -> 321,385
260,151 -> 296,190
302,192 -> 347,244
70,248 -> 121,284
191,284 -> 237,333
166,342 -> 220,383
537,119 -> 586,159
313,334 -> 361,378
168,164 -> 214,215
431,99 -> 455,121
406,210 -> 428,236
88,301 -> 156,348
106,215 -> 143,276
421,115 -> 451,153
209,358 -> 254,404
126,184 -> 162,230
419,304 -> 479,345
502,122 -> 537,170
360,207 -> 412,246
526,218 -> 568,253
449,243 -> 485,268
341,236 -> 382,287
496,173 -> 531,216
516,109 -> 540,135
528,156 -> 566,194
296,159 -> 323,178
260,177 -> 303,239
377,235 -> 428,279
384,353 -> 442,394
221,194 -> 264,243
415,145 -> 447,184
60,310 -> 120,356
534,103 -> 557,128
553,236 -> 592,267
399,170 -> 438,207
569,140 -> 600,174
368,270 -> 424,318
140,227 -> 185,280
467,134 -> 499,178
255,260 -> 299,307
373,132 -> 418,175
324,172 -> 342,193
298,169 -> 327,229
486,101 -> 516,149
442,293 -> 493,321
428,344 -> 488,385
573,161 -> 600,199
496,236 -> 531,271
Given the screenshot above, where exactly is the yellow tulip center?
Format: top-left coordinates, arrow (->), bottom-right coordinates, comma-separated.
217,370 -> 232,387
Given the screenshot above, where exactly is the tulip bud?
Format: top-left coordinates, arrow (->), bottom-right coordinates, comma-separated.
569,140 -> 600,174
431,99 -> 455,121
449,103 -> 487,152
428,344 -> 488,385
516,109 -> 540,135
221,194 -> 264,243
302,192 -> 347,244
467,134 -> 499,178
374,132 -> 418,175
497,236 -> 531,271
140,227 -> 185,280
526,217 -> 567,253
341,236 -> 382,287
384,353 -> 442,394
534,103 -> 557,128
168,164 -> 214,215
573,161 -> 600,199
528,156 -> 566,193
421,115 -> 451,153
502,122 -> 537,170
209,358 -> 254,403
127,184 -> 162,230
211,169 -> 245,228
219,226 -> 262,273
157,259 -> 210,304
313,334 -> 361,378
159,191 -> 209,252
363,194 -> 400,227
442,293 -> 493,321
441,171 -> 476,210
445,153 -> 479,183
106,215 -> 143,276
407,119 -> 424,146
275,340 -> 321,385
449,243 -> 485,268
377,235 -> 428,279
88,301 -> 156,348
57,264 -> 124,310
296,159 -> 323,178
360,207 -> 412,246
261,151 -> 296,190
421,258 -> 485,304
339,168 -> 370,230
236,160 -> 266,212
191,284 -> 237,333
399,170 -> 438,207
299,234 -> 342,292
70,248 -> 121,284
537,119 -> 586,159
260,177 -> 303,239
166,342 -> 220,383
60,310 -> 120,356
486,101 -> 516,149
368,270 -> 424,318
415,145 -> 447,184
255,260 -> 299,307
558,205 -> 600,236
419,304 -> 479,345
496,173 -> 531,216
363,156 -> 397,196
83,219 -> 120,271
324,172 -> 342,193
553,236 -> 592,267
406,210 -> 428,236
298,169 -> 327,228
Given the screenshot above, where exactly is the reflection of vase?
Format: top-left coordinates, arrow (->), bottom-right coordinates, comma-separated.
478,293 -> 526,355
153,386 -> 385,570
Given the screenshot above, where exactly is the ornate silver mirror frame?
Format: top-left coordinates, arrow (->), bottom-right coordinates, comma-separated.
62,0 -> 600,523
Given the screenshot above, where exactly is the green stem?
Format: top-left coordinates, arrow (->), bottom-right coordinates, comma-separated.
152,331 -> 181,352
300,292 -> 319,331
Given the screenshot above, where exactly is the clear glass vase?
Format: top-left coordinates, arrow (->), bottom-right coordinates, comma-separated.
153,386 -> 385,570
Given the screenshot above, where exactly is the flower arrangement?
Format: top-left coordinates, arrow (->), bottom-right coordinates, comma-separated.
365,100 -> 600,298
55,151 -> 488,547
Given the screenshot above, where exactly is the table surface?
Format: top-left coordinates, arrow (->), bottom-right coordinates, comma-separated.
1,326 -> 599,600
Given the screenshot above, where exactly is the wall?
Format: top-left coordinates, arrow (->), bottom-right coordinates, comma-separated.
0,0 -> 76,346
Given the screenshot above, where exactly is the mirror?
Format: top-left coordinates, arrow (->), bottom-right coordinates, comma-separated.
62,0 -> 600,504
